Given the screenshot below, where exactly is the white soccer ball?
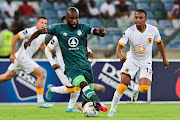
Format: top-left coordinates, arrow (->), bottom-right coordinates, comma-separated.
83,102 -> 99,117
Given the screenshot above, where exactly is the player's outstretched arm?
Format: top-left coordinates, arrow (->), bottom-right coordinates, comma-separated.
116,43 -> 126,63
10,34 -> 20,63
93,27 -> 106,37
157,41 -> 169,69
24,28 -> 47,49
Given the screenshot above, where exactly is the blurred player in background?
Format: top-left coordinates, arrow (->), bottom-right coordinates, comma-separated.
45,36 -> 81,113
108,9 -> 169,117
24,7 -> 108,112
0,17 -> 53,108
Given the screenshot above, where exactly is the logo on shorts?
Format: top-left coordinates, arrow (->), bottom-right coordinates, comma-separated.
148,38 -> 152,43
68,37 -> 79,50
11,68 -> 47,101
125,68 -> 129,73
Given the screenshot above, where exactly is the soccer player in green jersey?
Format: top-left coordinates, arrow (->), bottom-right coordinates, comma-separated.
24,7 -> 108,112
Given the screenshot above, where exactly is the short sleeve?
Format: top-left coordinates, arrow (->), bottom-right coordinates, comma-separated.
18,28 -> 32,40
47,36 -> 59,51
118,29 -> 129,46
45,24 -> 59,36
153,27 -> 161,43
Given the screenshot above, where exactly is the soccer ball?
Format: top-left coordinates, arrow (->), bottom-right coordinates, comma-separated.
83,102 -> 99,117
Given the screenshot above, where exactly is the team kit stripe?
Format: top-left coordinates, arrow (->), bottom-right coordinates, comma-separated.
118,42 -> 126,46
47,45 -> 53,51
155,39 -> 161,43
18,33 -> 22,39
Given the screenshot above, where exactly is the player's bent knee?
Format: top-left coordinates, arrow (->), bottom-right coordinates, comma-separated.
139,85 -> 150,93
116,84 -> 128,94
80,81 -> 88,89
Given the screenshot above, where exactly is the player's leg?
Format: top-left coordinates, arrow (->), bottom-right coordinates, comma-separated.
108,73 -> 131,117
31,67 -> 52,108
46,68 -> 81,112
66,90 -> 81,113
46,68 -> 80,97
131,66 -> 152,102
47,69 -> 78,94
0,70 -> 17,83
108,59 -> 138,117
74,68 -> 108,112
77,83 -> 96,111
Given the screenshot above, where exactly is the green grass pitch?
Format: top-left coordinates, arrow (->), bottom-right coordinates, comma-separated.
0,104 -> 180,120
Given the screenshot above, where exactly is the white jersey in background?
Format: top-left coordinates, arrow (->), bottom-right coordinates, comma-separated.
8,26 -> 46,74
119,23 -> 161,63
16,26 -> 46,58
45,36 -> 70,86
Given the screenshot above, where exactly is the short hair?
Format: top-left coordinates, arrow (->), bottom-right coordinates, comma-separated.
135,9 -> 147,17
37,16 -> 47,20
0,22 -> 7,30
61,16 -> 66,22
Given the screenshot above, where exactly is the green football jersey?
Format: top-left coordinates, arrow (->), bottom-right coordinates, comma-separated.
46,23 -> 92,69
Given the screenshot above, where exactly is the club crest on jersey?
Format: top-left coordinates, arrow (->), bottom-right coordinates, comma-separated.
148,38 -> 152,43
63,32 -> 68,36
68,37 -> 79,50
125,68 -> 129,73
77,30 -> 82,36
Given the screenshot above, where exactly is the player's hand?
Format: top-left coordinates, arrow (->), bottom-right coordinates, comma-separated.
120,56 -> 126,63
88,52 -> 94,59
24,41 -> 31,50
10,54 -> 16,63
97,27 -> 106,37
163,59 -> 169,69
52,64 -> 60,70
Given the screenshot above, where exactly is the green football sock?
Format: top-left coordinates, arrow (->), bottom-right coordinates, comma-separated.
84,89 -> 100,102
82,94 -> 89,107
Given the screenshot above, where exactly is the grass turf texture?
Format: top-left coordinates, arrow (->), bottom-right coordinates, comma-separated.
0,104 -> 180,120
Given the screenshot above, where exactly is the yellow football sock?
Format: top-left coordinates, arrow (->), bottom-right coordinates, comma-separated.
37,88 -> 44,95
67,87 -> 76,93
116,84 -> 127,94
139,85 -> 150,93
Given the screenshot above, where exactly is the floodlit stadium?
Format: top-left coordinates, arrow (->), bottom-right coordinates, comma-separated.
0,0 -> 180,119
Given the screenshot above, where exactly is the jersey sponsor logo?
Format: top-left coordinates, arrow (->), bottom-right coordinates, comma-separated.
77,30 -> 82,36
148,38 -> 152,43
11,68 -> 47,101
68,37 -> 79,50
138,46 -> 145,52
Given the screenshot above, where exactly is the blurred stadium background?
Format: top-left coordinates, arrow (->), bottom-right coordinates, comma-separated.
0,0 -> 179,59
